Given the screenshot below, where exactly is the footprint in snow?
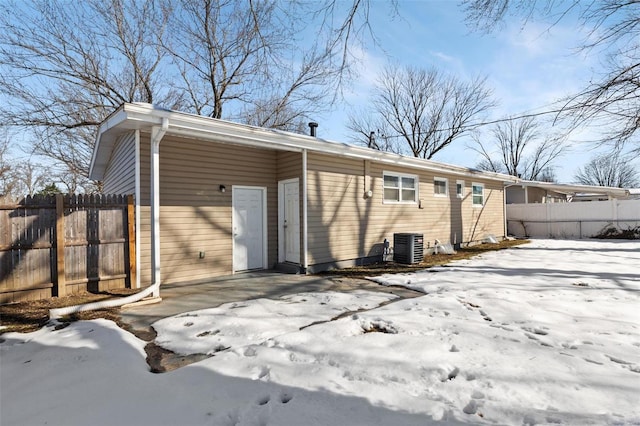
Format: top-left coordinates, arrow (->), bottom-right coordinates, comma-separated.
462,399 -> 478,414
479,310 -> 492,321
524,332 -> 553,348
257,395 -> 270,406
606,355 -> 631,365
441,366 -> 460,382
522,326 -> 549,336
196,329 -> 220,337
583,357 -> 604,365
252,366 -> 271,380
471,390 -> 485,399
280,393 -> 293,404
243,346 -> 257,357
606,355 -> 640,373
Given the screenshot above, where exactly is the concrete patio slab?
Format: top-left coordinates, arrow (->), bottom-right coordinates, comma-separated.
118,271 -> 422,335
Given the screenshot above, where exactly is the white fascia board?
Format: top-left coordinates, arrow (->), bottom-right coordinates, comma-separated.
91,103 -> 517,183
89,107 -> 129,180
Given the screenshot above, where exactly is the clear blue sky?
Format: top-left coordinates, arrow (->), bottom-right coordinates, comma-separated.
314,0 -> 637,183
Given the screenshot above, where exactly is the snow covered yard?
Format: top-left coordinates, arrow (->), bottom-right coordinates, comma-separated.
1,239 -> 639,425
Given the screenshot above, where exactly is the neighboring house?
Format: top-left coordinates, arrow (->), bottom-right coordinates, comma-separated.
506,181 -> 633,204
90,103 -> 516,288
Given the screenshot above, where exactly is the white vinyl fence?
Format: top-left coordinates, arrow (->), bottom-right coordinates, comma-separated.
506,199 -> 640,239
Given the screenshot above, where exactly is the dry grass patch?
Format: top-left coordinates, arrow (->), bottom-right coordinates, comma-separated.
321,239 -> 530,279
0,289 -> 139,334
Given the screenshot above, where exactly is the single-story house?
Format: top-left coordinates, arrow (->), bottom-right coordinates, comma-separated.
90,103 -> 516,289
506,181 -> 634,204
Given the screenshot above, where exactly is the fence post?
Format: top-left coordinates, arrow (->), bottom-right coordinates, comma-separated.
54,193 -> 66,297
127,194 -> 136,288
546,202 -> 551,238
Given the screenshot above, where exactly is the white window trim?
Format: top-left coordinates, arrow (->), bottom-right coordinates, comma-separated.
434,177 -> 448,197
382,171 -> 419,204
472,182 -> 484,207
456,180 -> 465,198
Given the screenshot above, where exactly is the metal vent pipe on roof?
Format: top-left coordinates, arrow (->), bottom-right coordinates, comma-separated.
308,122 -> 318,137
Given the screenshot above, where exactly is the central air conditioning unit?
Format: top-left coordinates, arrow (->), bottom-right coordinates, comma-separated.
393,233 -> 424,264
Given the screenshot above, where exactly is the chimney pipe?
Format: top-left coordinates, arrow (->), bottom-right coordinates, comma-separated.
308,122 -> 318,137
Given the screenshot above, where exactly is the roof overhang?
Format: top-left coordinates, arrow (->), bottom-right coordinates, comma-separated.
89,103 -> 519,183
507,180 -> 631,198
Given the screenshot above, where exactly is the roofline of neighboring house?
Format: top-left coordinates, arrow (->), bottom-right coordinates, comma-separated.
506,180 -> 631,198
89,102 -> 519,183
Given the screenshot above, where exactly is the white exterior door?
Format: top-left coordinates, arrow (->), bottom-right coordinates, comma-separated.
233,187 -> 266,271
280,179 -> 300,263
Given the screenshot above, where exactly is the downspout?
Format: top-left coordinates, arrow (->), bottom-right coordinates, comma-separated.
150,118 -> 169,297
302,149 -> 308,273
50,120 -> 169,319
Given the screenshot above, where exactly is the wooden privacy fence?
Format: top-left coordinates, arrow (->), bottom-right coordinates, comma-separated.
0,194 -> 135,304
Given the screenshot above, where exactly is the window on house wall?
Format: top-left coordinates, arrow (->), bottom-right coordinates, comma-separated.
434,177 -> 448,196
472,183 -> 484,206
383,172 -> 418,203
456,180 -> 464,198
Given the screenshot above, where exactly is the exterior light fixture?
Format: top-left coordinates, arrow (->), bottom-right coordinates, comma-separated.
219,185 -> 226,193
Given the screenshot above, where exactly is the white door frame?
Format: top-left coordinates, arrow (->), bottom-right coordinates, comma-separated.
232,185 -> 268,273
278,178 -> 300,263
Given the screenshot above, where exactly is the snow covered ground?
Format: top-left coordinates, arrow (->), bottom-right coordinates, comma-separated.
1,239 -> 639,425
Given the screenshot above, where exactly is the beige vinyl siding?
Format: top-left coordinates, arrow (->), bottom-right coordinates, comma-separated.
463,180 -> 504,242
276,151 -> 301,181
306,153 -> 367,265
306,153 -> 506,268
102,131 -> 136,195
131,132 -> 505,282
137,134 -> 278,286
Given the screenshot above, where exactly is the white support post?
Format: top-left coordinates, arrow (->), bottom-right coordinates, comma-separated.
302,149 -> 308,272
134,130 -> 141,289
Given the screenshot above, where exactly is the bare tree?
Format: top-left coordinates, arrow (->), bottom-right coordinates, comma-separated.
349,65 -> 495,159
0,0 -> 390,189
166,0 -> 374,130
0,138 -> 15,198
0,0 -> 178,190
0,133 -> 55,199
574,152 -> 640,188
12,161 -> 51,197
347,111 -> 401,153
472,116 -> 566,181
462,0 -> 640,151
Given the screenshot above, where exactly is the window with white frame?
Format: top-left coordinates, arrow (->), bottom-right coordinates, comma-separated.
434,177 -> 448,197
472,182 -> 484,206
456,180 -> 464,198
383,172 -> 418,203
